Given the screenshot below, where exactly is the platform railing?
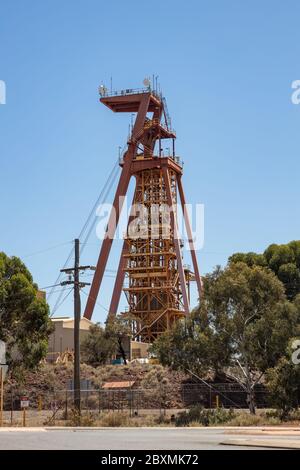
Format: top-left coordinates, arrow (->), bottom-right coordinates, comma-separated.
99,86 -> 162,100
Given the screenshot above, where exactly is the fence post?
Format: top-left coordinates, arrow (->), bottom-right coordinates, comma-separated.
53,390 -> 56,425
38,396 -> 42,412
10,389 -> 13,426
86,384 -> 89,410
129,389 -> 132,418
160,394 -> 162,419
65,390 -> 68,420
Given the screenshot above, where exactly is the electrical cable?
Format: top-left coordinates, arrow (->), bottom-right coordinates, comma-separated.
49,161 -> 119,302
47,287 -> 73,295
80,163 -> 120,255
78,159 -> 119,242
181,364 -> 243,409
51,288 -> 73,315
40,283 -> 63,290
49,158 -> 120,316
81,288 -> 109,313
23,241 -> 72,259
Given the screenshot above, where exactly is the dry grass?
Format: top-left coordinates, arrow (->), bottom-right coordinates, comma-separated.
3,408 -> 300,428
63,411 -> 171,427
98,412 -> 130,427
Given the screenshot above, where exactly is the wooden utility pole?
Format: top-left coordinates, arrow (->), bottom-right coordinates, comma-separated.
60,239 -> 94,415
0,367 -> 3,427
73,238 -> 81,412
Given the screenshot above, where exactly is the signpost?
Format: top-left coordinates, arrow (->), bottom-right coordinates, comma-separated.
20,397 -> 30,409
20,396 -> 29,427
0,340 -> 8,427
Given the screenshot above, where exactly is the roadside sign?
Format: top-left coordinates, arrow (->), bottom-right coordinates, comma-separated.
0,340 -> 6,364
0,340 -> 8,379
20,397 -> 29,409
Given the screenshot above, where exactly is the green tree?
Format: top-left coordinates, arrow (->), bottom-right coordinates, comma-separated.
264,243 -> 295,273
266,353 -> 300,419
141,365 -> 172,415
277,263 -> 300,300
265,307 -> 300,420
81,323 -> 115,366
229,252 -> 267,267
152,308 -> 226,379
105,315 -> 132,365
0,252 -> 53,372
81,316 -> 132,366
154,263 -> 299,414
230,240 -> 300,300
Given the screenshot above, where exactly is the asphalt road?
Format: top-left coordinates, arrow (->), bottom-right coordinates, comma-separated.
0,427 -> 292,450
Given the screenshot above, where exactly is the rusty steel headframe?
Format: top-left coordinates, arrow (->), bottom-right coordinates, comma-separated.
83,88 -> 202,343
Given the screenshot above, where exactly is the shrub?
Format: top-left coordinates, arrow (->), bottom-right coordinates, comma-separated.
99,412 -> 130,427
266,356 -> 300,420
175,405 -> 235,427
226,411 -> 282,426
66,409 -> 97,427
226,413 -> 268,427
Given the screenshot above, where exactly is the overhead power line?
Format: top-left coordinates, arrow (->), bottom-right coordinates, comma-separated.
49,158 -> 120,316
51,288 -> 73,314
23,241 -> 72,259
80,162 -> 120,255
40,283 -> 62,290
81,288 -> 109,313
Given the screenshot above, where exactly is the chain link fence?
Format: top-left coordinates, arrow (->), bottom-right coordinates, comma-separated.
2,382 -> 271,425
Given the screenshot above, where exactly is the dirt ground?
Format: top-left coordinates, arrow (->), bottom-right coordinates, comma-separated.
3,362 -> 191,409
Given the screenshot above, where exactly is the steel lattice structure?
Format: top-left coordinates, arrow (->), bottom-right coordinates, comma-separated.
84,87 -> 202,342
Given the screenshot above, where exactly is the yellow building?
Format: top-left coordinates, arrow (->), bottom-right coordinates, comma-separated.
48,316 -> 93,361
48,316 -> 149,363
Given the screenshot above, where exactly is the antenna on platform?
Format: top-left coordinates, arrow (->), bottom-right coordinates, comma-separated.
98,83 -> 108,97
143,77 -> 151,89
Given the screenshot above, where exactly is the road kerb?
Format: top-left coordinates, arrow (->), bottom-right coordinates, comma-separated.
221,438 -> 300,449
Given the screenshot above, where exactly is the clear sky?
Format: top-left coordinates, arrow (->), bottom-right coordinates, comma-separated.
1,0 -> 300,324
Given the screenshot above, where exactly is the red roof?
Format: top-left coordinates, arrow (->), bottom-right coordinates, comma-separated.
102,381 -> 135,389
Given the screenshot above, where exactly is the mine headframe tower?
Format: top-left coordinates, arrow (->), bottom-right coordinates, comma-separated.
83,86 -> 202,343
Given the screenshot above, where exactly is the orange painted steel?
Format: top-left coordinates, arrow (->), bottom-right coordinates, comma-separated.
84,88 -> 202,343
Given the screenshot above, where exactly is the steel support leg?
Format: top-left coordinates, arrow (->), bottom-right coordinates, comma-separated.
84,94 -> 151,320
162,166 -> 189,315
107,191 -> 137,320
177,175 -> 202,300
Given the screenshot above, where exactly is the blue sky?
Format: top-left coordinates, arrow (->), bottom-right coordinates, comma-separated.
1,0 -> 300,323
